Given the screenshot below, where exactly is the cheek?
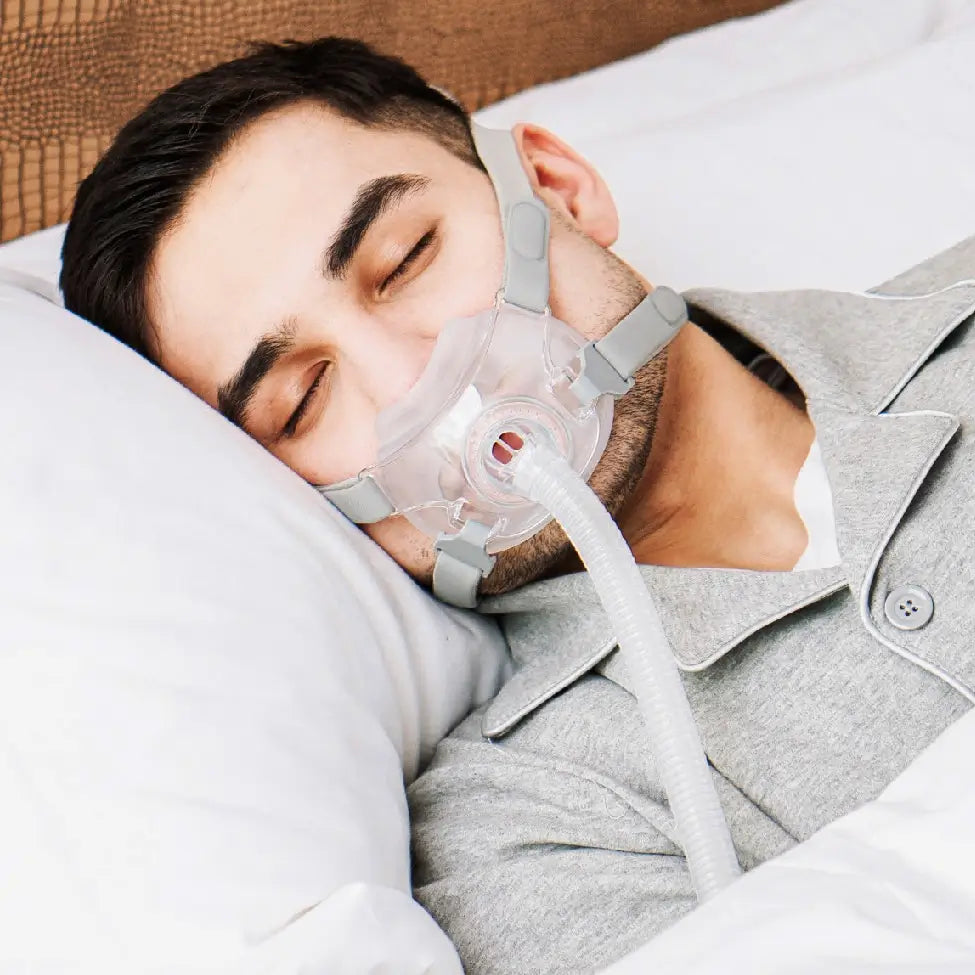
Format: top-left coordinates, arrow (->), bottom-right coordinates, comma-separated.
364,517 -> 437,585
425,198 -> 505,320
279,389 -> 379,487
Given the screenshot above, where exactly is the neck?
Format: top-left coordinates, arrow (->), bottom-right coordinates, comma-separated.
615,322 -> 814,571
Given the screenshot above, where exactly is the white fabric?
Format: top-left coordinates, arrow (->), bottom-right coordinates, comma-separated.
477,0 -> 975,293
0,265 -> 509,973
792,438 -> 841,571
601,703 -> 975,974
4,0 -> 975,970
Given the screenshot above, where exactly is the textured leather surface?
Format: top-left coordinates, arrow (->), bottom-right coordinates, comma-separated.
0,0 -> 783,242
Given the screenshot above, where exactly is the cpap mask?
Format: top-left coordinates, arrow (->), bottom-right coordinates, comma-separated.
317,123 -> 688,607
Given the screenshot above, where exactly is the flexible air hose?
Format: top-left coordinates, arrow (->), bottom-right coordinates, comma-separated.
506,436 -> 741,901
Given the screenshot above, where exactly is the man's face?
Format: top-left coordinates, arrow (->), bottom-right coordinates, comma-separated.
150,101 -> 664,593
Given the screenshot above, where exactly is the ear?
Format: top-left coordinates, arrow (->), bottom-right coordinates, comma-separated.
511,123 -> 619,248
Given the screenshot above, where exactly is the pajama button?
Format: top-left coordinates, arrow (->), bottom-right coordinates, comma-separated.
884,585 -> 934,631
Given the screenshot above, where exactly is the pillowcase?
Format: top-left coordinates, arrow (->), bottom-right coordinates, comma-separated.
0,228 -> 508,972
476,0 -> 975,293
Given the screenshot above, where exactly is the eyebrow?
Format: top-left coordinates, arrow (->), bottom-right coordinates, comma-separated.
324,173 -> 430,279
216,173 -> 430,431
217,317 -> 297,429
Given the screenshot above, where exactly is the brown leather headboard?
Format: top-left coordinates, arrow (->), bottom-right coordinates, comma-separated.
0,0 -> 784,243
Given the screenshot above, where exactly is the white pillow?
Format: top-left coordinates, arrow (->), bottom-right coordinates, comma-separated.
0,229 -> 508,972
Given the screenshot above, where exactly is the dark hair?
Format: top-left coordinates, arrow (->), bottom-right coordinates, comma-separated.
60,37 -> 482,361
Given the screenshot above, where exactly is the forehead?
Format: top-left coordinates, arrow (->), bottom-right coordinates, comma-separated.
148,101 -> 470,398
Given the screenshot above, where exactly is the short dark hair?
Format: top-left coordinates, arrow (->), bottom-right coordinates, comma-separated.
60,37 -> 482,361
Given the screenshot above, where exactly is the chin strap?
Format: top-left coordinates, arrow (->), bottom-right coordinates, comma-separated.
317,125 -> 689,609
432,520 -> 497,608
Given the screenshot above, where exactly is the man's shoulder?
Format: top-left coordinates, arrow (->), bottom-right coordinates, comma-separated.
682,235 -> 975,416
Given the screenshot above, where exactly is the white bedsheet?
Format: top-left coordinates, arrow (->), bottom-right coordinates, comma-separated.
603,704 -> 975,973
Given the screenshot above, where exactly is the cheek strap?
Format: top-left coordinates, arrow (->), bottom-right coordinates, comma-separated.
569,285 -> 689,405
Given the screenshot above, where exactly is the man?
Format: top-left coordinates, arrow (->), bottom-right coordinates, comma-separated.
60,37 -> 975,974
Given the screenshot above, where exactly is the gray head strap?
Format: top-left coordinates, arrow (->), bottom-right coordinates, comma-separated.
469,123 -> 550,315
317,133 -> 687,607
318,477 -> 493,608
569,286 -> 688,405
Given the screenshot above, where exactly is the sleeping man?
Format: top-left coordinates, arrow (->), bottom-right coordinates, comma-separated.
59,37 -> 975,974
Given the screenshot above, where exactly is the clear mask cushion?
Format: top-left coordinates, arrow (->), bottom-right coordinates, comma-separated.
368,303 -> 613,553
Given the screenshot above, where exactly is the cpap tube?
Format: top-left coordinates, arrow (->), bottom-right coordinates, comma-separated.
487,431 -> 742,902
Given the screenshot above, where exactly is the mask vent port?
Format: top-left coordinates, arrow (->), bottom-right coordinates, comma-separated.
491,430 -> 525,464
478,422 -> 543,497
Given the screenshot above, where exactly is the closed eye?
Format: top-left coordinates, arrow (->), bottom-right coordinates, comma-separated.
282,362 -> 329,439
381,229 -> 436,291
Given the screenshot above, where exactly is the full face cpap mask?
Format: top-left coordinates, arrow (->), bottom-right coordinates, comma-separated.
319,125 -> 688,607
317,123 -> 742,901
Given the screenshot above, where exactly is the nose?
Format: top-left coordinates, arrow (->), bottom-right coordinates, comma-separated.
344,316 -> 438,413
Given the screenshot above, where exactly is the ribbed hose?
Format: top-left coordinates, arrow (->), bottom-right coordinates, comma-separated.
507,437 -> 741,901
